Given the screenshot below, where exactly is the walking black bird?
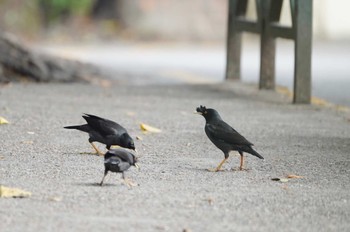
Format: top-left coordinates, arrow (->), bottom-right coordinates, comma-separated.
64,113 -> 135,156
100,148 -> 139,187
196,105 -> 264,171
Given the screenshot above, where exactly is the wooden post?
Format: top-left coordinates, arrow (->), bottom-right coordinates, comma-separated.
293,0 -> 312,103
225,0 -> 248,80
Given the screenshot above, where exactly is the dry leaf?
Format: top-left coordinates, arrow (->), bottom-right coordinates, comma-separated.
183,229 -> 192,232
136,136 -> 143,140
0,185 -> 31,198
48,196 -> 62,202
0,117 -> 9,124
21,140 -> 34,145
140,123 -> 161,133
287,174 -> 304,179
271,178 -> 289,183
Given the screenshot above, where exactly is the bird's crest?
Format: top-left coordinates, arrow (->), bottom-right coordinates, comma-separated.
196,105 -> 207,114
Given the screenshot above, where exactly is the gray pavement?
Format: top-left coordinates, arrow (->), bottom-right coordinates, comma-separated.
0,81 -> 349,232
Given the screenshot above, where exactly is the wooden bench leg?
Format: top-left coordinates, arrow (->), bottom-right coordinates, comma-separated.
293,0 -> 312,103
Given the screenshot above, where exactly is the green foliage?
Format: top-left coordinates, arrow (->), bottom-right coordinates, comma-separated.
37,0 -> 93,25
49,0 -> 93,15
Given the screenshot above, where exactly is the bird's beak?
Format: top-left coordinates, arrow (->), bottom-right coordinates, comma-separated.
134,163 -> 140,170
194,111 -> 202,115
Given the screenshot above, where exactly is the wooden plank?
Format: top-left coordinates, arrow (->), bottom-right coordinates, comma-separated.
293,0 -> 312,103
236,19 -> 260,33
269,23 -> 294,39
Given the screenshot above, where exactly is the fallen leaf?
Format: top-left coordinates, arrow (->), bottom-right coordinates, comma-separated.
136,136 -> 143,140
140,123 -> 161,133
287,174 -> 304,179
0,117 -> 9,124
21,140 -> 34,145
0,185 -> 31,198
48,196 -> 62,202
0,155 -> 4,160
271,178 -> 289,183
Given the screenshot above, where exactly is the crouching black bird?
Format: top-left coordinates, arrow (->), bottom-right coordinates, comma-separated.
100,148 -> 139,187
196,105 -> 264,171
64,114 -> 135,156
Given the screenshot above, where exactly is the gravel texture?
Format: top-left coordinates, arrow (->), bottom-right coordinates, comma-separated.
0,81 -> 349,232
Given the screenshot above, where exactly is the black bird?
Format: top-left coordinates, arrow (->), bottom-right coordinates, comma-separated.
100,148 -> 139,187
196,105 -> 264,171
64,113 -> 135,156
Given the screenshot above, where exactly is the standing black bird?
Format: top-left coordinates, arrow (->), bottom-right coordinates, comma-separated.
196,105 -> 264,171
100,148 -> 139,187
64,113 -> 135,156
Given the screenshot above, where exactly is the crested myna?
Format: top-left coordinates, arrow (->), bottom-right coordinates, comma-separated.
196,105 -> 264,171
64,113 -> 135,156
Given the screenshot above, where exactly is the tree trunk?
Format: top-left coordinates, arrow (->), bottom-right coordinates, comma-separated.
0,33 -> 101,83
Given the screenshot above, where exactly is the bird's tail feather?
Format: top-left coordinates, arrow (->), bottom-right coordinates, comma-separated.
63,124 -> 89,132
247,147 -> 264,159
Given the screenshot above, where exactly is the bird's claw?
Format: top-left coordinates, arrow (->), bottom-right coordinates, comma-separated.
123,178 -> 138,188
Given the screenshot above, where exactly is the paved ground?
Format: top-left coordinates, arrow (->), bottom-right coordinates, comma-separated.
0,81 -> 349,232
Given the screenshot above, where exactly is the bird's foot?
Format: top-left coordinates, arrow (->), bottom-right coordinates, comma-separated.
123,178 -> 138,188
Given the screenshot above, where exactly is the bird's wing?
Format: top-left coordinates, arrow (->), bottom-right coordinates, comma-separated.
83,114 -> 125,136
115,150 -> 134,163
206,121 -> 253,146
105,156 -> 121,165
117,162 -> 131,172
107,149 -> 134,163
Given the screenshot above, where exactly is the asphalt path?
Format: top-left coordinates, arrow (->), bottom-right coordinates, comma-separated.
0,81 -> 349,231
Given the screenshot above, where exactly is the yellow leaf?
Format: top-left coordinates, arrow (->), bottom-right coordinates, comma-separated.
0,185 -> 31,198
287,174 -> 304,179
140,123 -> 161,133
48,196 -> 62,202
0,117 -> 9,124
271,178 -> 289,183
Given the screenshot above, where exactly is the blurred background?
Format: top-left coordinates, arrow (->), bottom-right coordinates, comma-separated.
0,0 -> 349,106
